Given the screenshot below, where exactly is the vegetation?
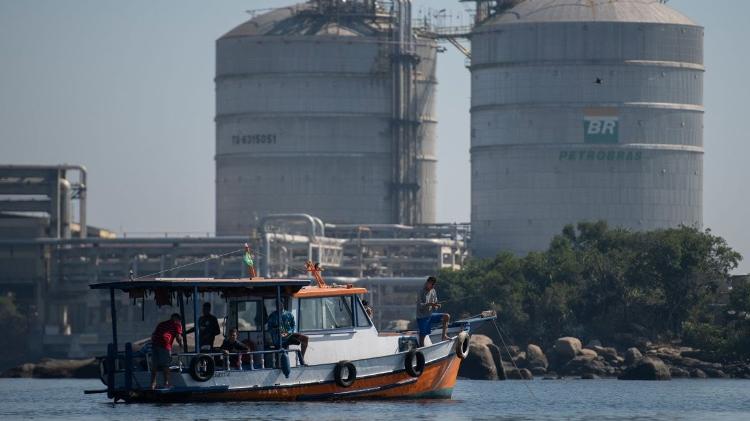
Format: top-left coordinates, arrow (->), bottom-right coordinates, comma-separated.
439,222 -> 747,358
0,295 -> 29,361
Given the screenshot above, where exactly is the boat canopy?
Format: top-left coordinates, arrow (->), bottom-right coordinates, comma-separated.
293,285 -> 368,298
89,277 -> 312,295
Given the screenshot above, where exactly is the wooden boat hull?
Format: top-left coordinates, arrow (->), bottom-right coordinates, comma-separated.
115,340 -> 462,402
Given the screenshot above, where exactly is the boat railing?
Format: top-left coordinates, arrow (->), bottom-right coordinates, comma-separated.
102,342 -> 302,394
165,348 -> 303,372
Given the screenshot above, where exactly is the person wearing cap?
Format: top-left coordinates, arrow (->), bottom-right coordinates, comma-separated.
149,313 -> 184,389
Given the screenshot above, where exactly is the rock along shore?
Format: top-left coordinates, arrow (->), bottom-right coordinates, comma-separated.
5,335 -> 749,381
458,335 -> 750,381
1,358 -> 99,379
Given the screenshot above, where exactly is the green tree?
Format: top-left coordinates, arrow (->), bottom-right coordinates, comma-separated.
0,295 -> 29,361
440,222 -> 742,352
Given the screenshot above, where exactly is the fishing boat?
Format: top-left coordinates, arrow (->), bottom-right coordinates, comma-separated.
87,262 -> 494,402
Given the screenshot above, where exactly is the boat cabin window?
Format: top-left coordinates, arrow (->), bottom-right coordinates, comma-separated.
263,298 -> 279,314
236,300 -> 261,332
298,296 -> 354,331
228,299 -> 263,334
355,297 -> 372,328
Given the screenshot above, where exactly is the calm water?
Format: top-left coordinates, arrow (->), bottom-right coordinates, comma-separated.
0,378 -> 749,420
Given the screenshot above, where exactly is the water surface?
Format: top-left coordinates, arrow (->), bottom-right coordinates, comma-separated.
0,378 -> 748,420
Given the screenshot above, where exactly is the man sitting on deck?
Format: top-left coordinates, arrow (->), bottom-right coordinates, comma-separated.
267,306 -> 308,365
221,328 -> 250,369
150,313 -> 184,390
416,276 -> 450,347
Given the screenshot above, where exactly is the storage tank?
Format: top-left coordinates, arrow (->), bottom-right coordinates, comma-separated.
216,0 -> 438,235
470,0 -> 704,257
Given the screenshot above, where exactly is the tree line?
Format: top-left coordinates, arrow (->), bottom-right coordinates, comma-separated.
439,222 -> 749,359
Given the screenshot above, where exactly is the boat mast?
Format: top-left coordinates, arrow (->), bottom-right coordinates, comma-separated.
275,286 -> 282,350
109,288 -> 118,352
193,286 -> 200,351
178,293 -> 188,352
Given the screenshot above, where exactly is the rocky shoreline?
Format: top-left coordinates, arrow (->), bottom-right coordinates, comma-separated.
458,335 -> 750,381
3,335 -> 749,381
1,358 -> 99,379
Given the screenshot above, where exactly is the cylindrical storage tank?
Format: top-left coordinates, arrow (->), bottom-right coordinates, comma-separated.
215,2 -> 437,235
470,0 -> 703,257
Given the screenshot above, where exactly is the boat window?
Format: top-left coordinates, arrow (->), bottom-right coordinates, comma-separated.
263,298 -> 277,317
227,303 -> 238,332
236,300 -> 261,332
355,297 -> 372,328
298,296 -> 354,331
298,298 -> 322,331
325,296 -> 353,329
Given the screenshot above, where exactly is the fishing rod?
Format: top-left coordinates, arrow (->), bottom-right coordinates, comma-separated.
435,294 -> 487,305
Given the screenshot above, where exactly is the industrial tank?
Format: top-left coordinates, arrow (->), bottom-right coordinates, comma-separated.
470,0 -> 704,257
215,1 -> 438,235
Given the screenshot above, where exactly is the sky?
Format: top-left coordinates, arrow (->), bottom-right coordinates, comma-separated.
0,0 -> 748,272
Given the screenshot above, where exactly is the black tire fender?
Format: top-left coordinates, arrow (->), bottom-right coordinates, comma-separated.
190,354 -> 215,382
334,361 -> 357,388
455,331 -> 470,360
405,349 -> 425,377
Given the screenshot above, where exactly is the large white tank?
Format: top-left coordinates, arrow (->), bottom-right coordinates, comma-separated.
470,0 -> 704,257
215,1 -> 437,235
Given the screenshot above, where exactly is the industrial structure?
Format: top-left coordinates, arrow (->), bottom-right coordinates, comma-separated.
215,0 -> 439,235
466,0 -> 704,256
0,165 -> 89,239
0,0 -> 712,362
0,165 -> 466,360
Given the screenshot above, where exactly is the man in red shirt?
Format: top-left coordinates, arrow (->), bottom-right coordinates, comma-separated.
149,313 -> 184,389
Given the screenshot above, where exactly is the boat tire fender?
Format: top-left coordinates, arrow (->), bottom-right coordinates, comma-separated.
405,350 -> 425,377
190,354 -> 215,382
455,331 -> 470,360
334,361 -> 356,388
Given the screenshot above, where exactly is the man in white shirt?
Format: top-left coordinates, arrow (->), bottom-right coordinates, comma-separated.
415,276 -> 450,347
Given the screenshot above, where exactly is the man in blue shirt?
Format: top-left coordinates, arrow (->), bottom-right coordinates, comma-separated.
267,306 -> 309,364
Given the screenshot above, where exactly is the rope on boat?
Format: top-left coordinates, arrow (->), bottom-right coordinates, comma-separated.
491,319 -> 539,401
130,244 -> 316,281
132,248 -> 245,280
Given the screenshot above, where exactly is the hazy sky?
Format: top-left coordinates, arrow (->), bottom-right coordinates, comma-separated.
0,0 -> 748,272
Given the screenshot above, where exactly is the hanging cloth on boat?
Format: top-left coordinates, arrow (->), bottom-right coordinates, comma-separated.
128,289 -> 144,299
154,288 -> 172,307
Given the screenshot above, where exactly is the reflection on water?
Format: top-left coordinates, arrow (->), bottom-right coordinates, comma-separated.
0,378 -> 749,420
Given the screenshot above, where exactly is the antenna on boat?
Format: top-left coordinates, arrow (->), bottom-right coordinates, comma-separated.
305,261 -> 327,288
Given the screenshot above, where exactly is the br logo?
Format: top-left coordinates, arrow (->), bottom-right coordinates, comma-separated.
586,119 -> 617,135
583,109 -> 619,144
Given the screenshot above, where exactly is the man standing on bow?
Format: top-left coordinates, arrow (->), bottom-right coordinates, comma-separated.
416,276 -> 450,347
